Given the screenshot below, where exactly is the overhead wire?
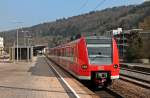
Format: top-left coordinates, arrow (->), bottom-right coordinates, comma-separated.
78,0 -> 88,11
93,0 -> 107,10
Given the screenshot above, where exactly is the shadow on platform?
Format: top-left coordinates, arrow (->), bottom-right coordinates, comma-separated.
28,56 -> 56,77
28,56 -> 96,97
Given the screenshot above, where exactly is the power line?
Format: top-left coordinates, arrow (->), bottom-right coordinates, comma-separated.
78,0 -> 88,11
94,0 -> 107,10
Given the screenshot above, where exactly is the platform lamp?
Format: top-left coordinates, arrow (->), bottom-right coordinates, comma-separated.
13,21 -> 23,62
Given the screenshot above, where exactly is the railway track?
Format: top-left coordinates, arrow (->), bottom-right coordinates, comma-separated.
80,80 -> 123,98
44,58 -> 80,98
80,80 -> 124,98
121,67 -> 150,75
46,57 -> 150,97
93,67 -> 150,97
94,88 -> 123,98
120,66 -> 150,89
120,64 -> 150,73
120,74 -> 150,89
46,57 -> 123,98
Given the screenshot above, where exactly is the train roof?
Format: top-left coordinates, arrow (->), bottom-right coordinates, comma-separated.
50,36 -> 112,49
85,36 -> 112,40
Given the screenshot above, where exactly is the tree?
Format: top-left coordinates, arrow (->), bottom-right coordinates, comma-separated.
146,41 -> 150,60
50,36 -> 63,47
125,31 -> 143,62
139,16 -> 150,30
142,39 -> 150,60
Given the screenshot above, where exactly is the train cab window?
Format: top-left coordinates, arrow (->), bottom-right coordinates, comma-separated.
86,37 -> 112,65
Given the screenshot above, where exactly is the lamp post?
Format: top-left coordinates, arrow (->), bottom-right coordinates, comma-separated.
22,30 -> 32,62
16,29 -> 18,62
13,21 -> 23,62
24,35 -> 32,62
20,30 -> 32,62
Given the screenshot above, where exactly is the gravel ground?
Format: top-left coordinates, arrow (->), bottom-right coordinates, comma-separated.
108,79 -> 150,98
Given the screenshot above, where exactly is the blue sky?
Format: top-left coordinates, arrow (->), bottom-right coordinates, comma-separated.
0,0 -> 144,32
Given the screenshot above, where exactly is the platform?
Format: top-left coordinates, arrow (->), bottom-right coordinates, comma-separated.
0,56 -> 97,98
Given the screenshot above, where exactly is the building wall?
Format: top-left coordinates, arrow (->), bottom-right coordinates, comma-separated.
113,31 -> 130,58
113,29 -> 150,59
139,30 -> 150,41
0,37 -> 4,56
9,46 -> 33,62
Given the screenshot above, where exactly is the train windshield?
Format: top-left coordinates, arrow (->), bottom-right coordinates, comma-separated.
86,37 -> 112,65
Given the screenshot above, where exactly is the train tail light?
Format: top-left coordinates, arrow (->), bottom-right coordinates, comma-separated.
81,64 -> 88,70
114,64 -> 118,69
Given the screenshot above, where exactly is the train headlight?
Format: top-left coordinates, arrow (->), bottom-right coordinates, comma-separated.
114,64 -> 118,69
81,64 -> 88,70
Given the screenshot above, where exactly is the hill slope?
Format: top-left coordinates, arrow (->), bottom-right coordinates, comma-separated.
1,1 -> 150,48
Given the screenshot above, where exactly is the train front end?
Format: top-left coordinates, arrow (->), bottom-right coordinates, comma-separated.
85,36 -> 120,87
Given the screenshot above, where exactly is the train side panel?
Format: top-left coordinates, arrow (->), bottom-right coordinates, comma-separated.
111,39 -> 120,79
47,36 -> 120,87
77,38 -> 90,79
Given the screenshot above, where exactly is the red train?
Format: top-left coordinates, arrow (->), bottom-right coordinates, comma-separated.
46,36 -> 120,87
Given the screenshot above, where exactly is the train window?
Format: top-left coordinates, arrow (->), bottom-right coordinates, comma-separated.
62,48 -> 64,56
66,48 -> 68,57
64,48 -> 67,57
53,50 -> 55,55
70,47 -> 74,57
69,47 -> 72,57
64,48 -> 66,57
69,47 -> 73,62
65,48 -> 67,57
63,48 -> 65,57
55,50 -> 57,56
51,50 -> 53,55
87,45 -> 111,56
67,48 -> 69,57
58,49 -> 60,56
66,48 -> 69,57
53,51 -> 54,55
60,49 -> 62,56
68,48 -> 70,57
86,38 -> 112,65
62,48 -> 63,56
68,48 -> 71,57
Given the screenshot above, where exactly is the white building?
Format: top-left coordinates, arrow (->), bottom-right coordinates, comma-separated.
0,37 -> 4,55
0,37 -> 4,47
